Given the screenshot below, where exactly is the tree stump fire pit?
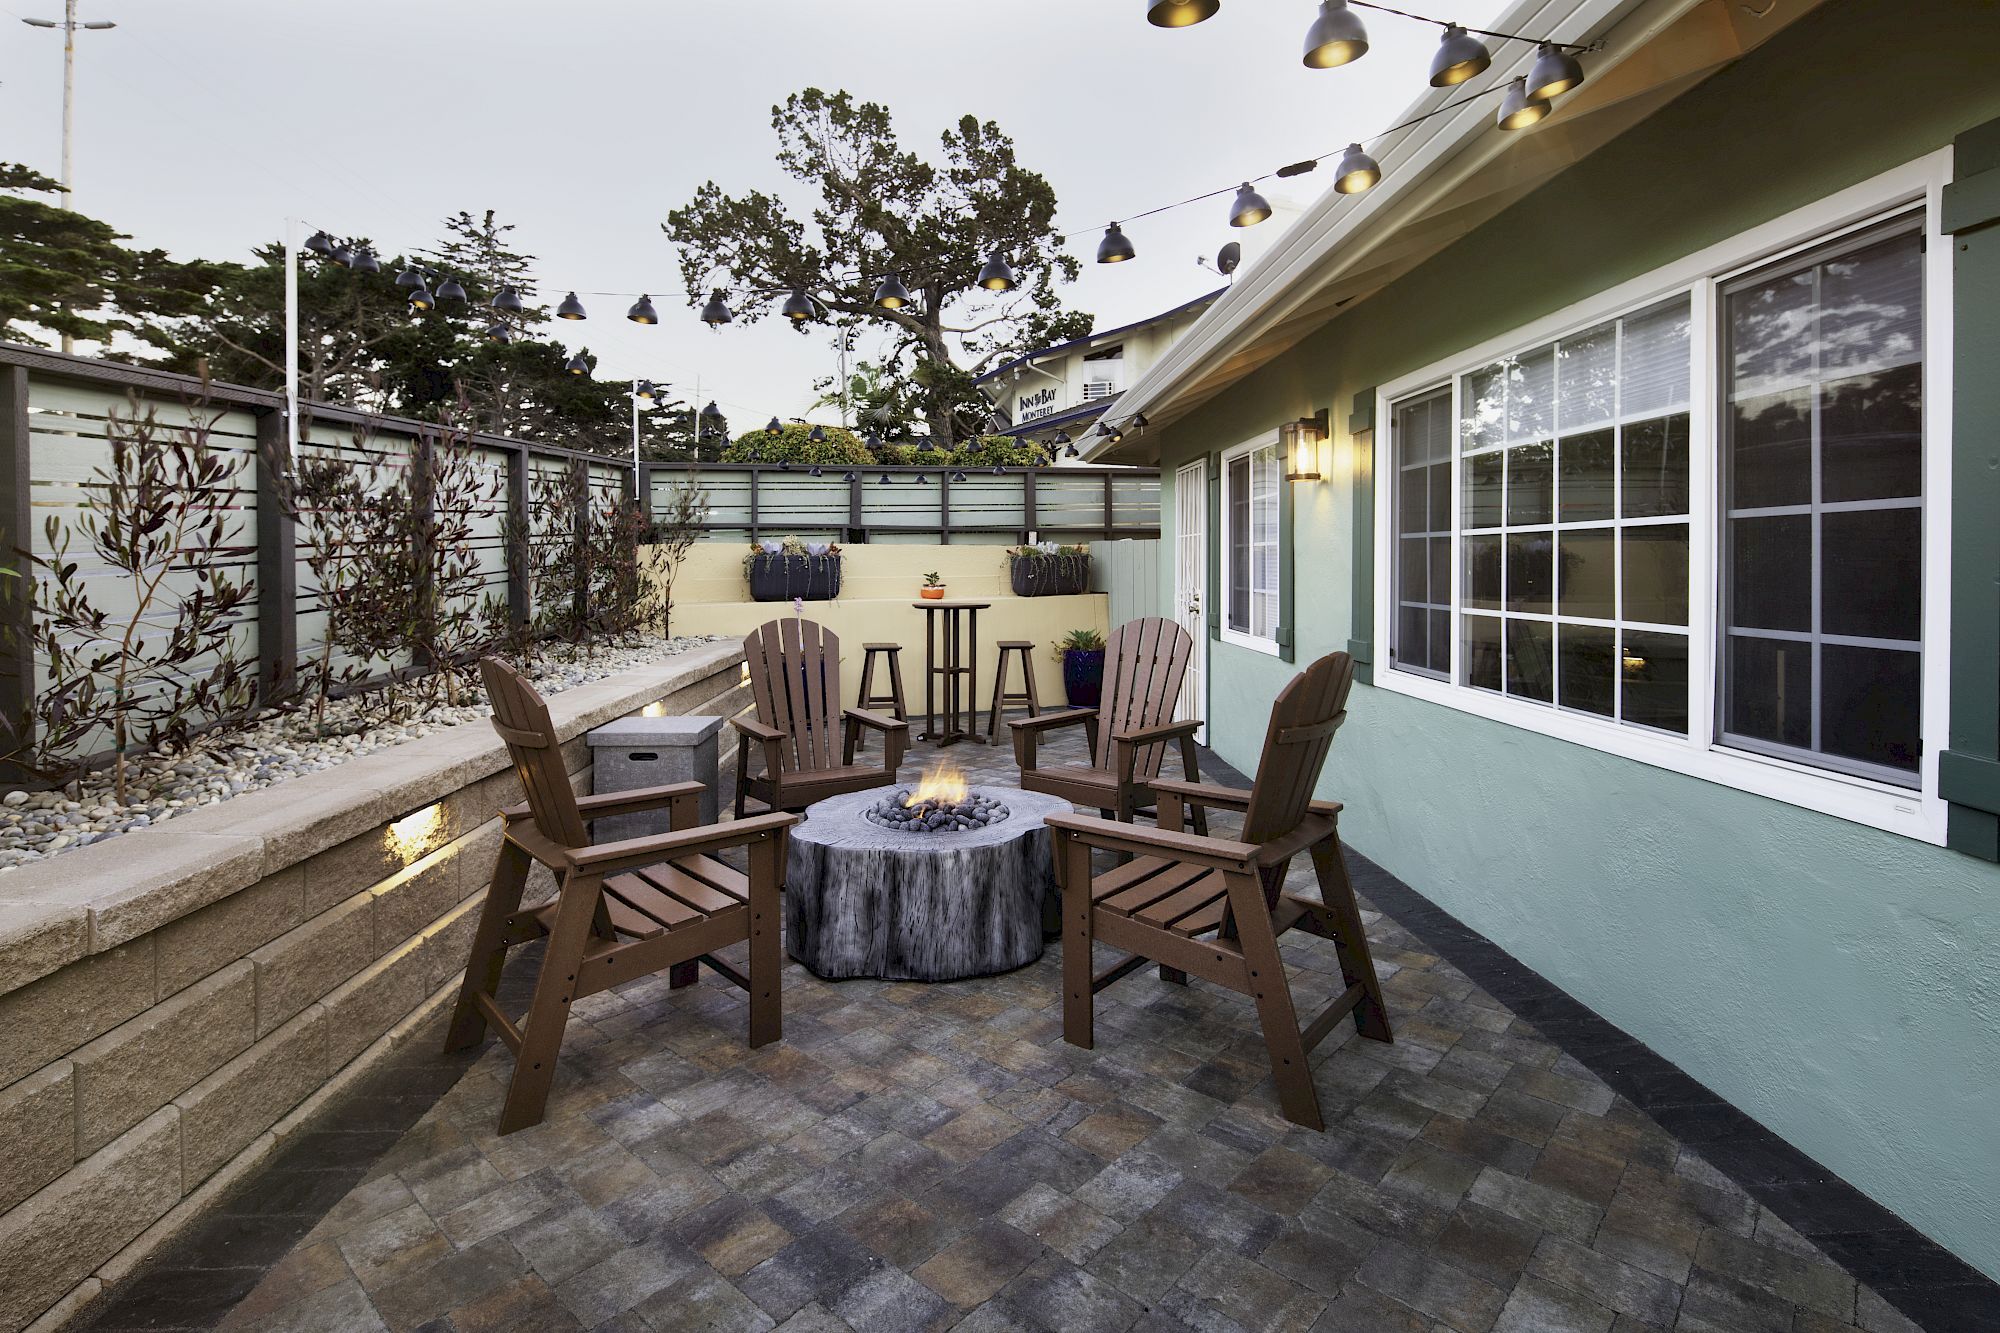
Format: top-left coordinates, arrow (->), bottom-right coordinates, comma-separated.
785,760 -> 1068,980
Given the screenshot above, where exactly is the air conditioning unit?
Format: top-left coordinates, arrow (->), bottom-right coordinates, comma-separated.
1082,381 -> 1116,401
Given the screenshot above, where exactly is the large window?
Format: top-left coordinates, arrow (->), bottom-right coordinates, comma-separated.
1378,180 -> 1940,833
1721,221 -> 1924,785
1223,436 -> 1280,647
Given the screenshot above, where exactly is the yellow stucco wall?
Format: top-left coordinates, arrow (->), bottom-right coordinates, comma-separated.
652,543 -> 1110,713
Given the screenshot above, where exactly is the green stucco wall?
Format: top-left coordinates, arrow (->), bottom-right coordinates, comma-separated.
1150,0 -> 2000,1281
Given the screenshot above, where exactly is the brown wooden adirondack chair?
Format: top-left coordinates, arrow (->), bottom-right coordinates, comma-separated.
1044,651 -> 1393,1131
1011,617 -> 1204,830
735,618 -> 908,816
447,658 -> 797,1135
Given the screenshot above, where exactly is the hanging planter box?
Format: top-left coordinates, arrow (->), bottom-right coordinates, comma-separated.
1008,552 -> 1092,598
746,552 -> 843,602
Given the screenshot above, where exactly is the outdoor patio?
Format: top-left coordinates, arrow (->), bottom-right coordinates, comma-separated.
77,730 -> 1924,1333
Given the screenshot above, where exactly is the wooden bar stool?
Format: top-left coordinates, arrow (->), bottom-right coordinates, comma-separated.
856,643 -> 909,756
988,640 -> 1044,739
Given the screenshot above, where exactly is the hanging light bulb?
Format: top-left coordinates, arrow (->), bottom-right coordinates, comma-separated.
1132,412 -> 1150,432
331,243 -> 356,268
992,464 -> 1006,475
1096,224 -> 1136,264
952,469 -> 968,482
352,248 -> 381,274
976,251 -> 1018,292
781,290 -> 815,322
1228,183 -> 1273,228
636,380 -> 658,399
878,472 -> 892,485
1146,0 -> 1219,27
1526,42 -> 1585,99
808,425 -> 828,443
627,294 -> 659,324
917,437 -> 935,453
779,459 -> 792,472
1303,0 -> 1369,68
765,416 -> 783,435
1429,24 -> 1491,86
700,401 -> 724,425
810,465 -> 824,478
556,291 -> 587,320
1334,143 -> 1381,195
914,473 -> 928,484
408,282 -> 435,312
491,285 -> 524,313
1496,77 -> 1550,130
565,352 -> 589,376
484,322 -> 512,344
844,471 -> 859,483
304,231 -> 336,258
864,430 -> 883,450
436,275 -> 468,306
1066,443 -> 1081,458
1052,430 -> 1072,446
700,290 -> 733,326
395,264 -> 424,289
873,273 -> 913,309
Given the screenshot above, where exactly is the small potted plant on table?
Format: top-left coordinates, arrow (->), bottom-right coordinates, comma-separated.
1055,628 -> 1107,707
1007,541 -> 1092,597
919,571 -> 947,600
746,536 -> 842,601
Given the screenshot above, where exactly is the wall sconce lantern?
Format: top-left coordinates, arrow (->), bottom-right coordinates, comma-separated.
1282,413 -> 1328,482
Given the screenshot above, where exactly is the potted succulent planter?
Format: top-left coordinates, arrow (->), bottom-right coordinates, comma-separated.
1056,628 -> 1107,707
1008,542 -> 1092,597
919,572 -> 947,601
746,537 -> 842,602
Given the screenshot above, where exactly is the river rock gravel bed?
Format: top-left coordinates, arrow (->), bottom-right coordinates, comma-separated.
0,635 -> 721,871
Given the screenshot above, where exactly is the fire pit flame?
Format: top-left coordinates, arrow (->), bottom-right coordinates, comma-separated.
866,759 -> 1010,834
904,758 -> 969,808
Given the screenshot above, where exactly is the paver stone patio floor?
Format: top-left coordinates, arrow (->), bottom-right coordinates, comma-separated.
84,730 -> 1952,1333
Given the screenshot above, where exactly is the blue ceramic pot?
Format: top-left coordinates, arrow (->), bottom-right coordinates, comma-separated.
1063,648 -> 1106,708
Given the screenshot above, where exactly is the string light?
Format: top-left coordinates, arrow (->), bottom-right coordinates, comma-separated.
627,294 -> 659,324
1303,0 -> 1370,67
556,292 -> 588,321
872,274 -> 913,310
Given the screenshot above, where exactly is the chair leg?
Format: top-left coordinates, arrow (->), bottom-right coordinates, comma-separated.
497,869 -> 600,1135
445,838 -> 531,1051
669,960 -> 699,989
1310,835 -> 1394,1043
987,649 -> 1011,739
1159,964 -> 1189,985
888,653 -> 908,722
734,734 -> 750,819
1224,869 -> 1324,1131
1022,650 -> 1041,717
1060,831 -> 1096,1050
746,833 -> 784,1047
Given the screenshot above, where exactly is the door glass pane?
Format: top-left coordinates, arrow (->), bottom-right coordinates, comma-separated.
1227,457 -> 1249,632
1429,610 -> 1450,674
1464,615 -> 1502,691
1505,619 -> 1554,703
1427,461 -> 1452,531
1821,507 -> 1920,640
1622,525 -> 1689,626
1820,233 -> 1923,375
1731,514 -> 1810,632
1732,387 -> 1811,508
1730,268 -> 1816,399
1622,414 -> 1690,518
1465,536 -> 1502,611
1558,624 -> 1615,716
1399,468 -> 1429,532
1506,534 -> 1552,613
1621,631 -> 1689,734
1507,443 -> 1554,525
1558,530 -> 1615,619
1399,538 -> 1428,607
1821,644 -> 1920,772
1559,430 -> 1614,522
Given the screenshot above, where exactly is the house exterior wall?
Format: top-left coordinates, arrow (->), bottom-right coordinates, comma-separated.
1147,0 -> 2000,1281
988,305 -> 1212,433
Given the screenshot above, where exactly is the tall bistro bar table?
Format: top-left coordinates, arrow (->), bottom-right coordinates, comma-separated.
913,599 -> 990,746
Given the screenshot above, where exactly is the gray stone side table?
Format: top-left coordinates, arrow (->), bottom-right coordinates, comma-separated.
585,713 -> 724,841
785,784 -> 1069,981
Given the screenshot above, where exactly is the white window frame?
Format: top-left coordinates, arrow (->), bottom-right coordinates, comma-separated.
1371,152 -> 1953,845
1220,429 -> 1284,656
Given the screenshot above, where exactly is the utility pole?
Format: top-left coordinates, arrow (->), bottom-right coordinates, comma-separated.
22,0 -> 118,355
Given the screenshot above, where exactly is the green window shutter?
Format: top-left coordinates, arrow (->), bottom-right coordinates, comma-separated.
1206,451 -> 1222,642
1347,389 -> 1377,685
1942,116 -> 2000,861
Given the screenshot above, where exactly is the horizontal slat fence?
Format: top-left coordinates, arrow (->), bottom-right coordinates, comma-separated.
0,342 -> 1157,771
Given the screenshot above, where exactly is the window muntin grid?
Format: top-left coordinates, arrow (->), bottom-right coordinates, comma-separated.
1224,441 -> 1280,640
1391,389 -> 1453,679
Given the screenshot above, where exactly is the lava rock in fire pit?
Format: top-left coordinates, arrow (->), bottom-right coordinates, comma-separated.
864,788 -> 1012,833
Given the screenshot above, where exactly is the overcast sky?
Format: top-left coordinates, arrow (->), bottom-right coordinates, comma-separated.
1,0 -> 1504,424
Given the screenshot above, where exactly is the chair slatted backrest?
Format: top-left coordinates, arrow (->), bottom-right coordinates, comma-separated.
480,657 -> 589,850
1091,617 -> 1194,777
745,618 -> 843,775
1239,651 -> 1356,857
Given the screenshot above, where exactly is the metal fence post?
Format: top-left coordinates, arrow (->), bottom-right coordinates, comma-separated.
411,429 -> 438,668
748,466 -> 760,544
0,365 -> 34,775
507,444 -> 531,629
847,469 -> 862,544
1022,468 -> 1037,544
940,471 -> 951,545
1102,471 -> 1115,540
253,408 -> 298,703
571,457 -> 590,632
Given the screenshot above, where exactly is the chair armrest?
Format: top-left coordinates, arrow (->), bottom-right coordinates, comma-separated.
843,707 -> 909,734
571,812 -> 798,875
1111,718 -> 1203,783
1008,708 -> 1096,734
1146,777 -> 1253,811
1043,810 -> 1259,872
500,780 -> 705,826
731,715 -> 785,742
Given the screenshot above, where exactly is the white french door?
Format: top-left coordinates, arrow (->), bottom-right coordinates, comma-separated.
1174,459 -> 1208,743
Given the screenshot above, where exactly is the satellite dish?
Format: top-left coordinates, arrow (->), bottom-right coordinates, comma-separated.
1217,241 -> 1242,275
